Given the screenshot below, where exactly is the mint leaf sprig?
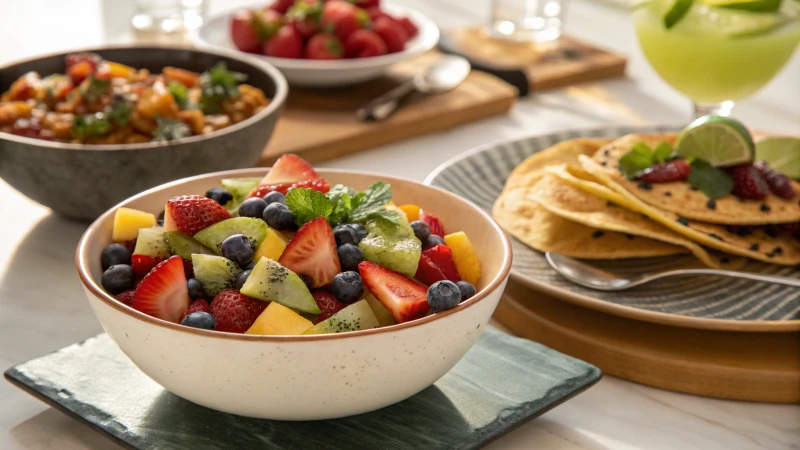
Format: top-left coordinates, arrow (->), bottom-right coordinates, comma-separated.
284,181 -> 400,229
618,141 -> 674,179
687,159 -> 734,199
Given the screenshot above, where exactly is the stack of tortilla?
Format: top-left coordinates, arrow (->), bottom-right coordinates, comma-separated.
492,134 -> 800,268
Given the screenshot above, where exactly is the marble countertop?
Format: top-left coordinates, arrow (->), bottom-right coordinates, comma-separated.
0,0 -> 798,449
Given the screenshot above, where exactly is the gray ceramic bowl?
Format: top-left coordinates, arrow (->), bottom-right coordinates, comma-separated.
0,45 -> 287,220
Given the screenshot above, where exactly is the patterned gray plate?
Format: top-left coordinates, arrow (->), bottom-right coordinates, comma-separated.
425,126 -> 800,331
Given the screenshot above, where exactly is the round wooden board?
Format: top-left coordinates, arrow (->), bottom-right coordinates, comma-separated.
493,279 -> 800,403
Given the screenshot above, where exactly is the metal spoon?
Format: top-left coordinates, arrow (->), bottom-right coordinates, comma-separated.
545,252 -> 800,291
356,55 -> 471,121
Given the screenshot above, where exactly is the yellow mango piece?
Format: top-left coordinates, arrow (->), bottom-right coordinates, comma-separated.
397,204 -> 420,222
254,228 -> 288,261
444,231 -> 482,285
112,207 -> 156,242
246,302 -> 313,335
363,290 -> 397,327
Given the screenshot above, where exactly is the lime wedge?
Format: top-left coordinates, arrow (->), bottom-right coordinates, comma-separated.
700,0 -> 782,12
664,0 -> 694,28
675,116 -> 755,167
756,137 -> 800,179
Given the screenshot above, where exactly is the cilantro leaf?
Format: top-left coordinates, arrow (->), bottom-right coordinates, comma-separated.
72,113 -> 111,139
82,76 -> 110,103
619,142 -> 656,179
152,116 -> 191,141
167,80 -> 190,109
326,184 -> 358,225
687,159 -> 734,200
107,99 -> 131,127
285,188 -> 333,227
653,141 -> 673,163
199,62 -> 247,114
349,182 -> 392,222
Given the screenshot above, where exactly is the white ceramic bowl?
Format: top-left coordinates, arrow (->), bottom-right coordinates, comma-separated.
76,169 -> 512,420
192,5 -> 439,87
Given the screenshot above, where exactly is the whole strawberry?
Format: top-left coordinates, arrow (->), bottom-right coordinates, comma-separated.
179,299 -> 211,323
210,289 -> 267,333
754,160 -> 796,200
728,164 -> 769,200
639,160 -> 691,184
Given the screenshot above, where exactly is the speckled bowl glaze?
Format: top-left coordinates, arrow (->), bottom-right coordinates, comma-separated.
0,45 -> 287,221
76,169 -> 512,420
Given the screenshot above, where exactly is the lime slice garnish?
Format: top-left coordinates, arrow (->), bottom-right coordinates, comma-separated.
664,0 -> 694,28
675,116 -> 755,167
700,0 -> 782,12
756,137 -> 800,179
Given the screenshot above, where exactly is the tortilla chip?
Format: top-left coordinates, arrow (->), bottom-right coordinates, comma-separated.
574,156 -> 800,265
589,134 -> 800,225
530,172 -> 732,268
492,186 -> 687,259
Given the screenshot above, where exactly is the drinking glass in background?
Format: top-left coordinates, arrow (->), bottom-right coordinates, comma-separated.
489,0 -> 568,42
132,0 -> 207,33
634,0 -> 800,119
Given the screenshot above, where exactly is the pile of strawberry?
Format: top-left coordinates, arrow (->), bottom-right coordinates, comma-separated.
230,0 -> 419,59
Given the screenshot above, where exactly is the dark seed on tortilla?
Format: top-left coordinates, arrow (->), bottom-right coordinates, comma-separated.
600,161 -> 607,166
664,192 -> 672,197
760,204 -> 771,212
709,233 -> 722,241
625,234 -> 635,240
720,257 -> 730,264
766,251 -> 776,258
677,217 -> 689,226
773,246 -> 783,255
765,227 -> 777,238
607,201 -> 617,207
749,243 -> 760,251
637,182 -> 653,190
706,200 -> 716,210
603,150 -> 610,156
730,226 -> 751,237
591,231 -> 604,238
689,186 -> 699,191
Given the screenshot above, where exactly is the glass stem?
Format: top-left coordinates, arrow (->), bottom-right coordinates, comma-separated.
693,101 -> 735,119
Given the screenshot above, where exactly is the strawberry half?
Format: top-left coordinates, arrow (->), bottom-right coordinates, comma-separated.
279,217 -> 341,288
132,256 -> 190,323
260,154 -> 321,186
359,261 -> 430,323
164,195 -> 230,236
209,289 -> 267,333
131,254 -> 164,277
312,291 -> 347,323
179,299 -> 211,323
248,179 -> 330,199
415,244 -> 461,286
419,210 -> 445,237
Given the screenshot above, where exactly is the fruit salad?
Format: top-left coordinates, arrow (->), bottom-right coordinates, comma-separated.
99,154 -> 482,335
230,0 -> 419,59
0,53 -> 269,143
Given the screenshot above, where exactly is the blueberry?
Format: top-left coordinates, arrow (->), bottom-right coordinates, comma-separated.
337,243 -> 364,272
427,280 -> 461,313
101,264 -> 135,295
410,220 -> 431,241
235,270 -> 251,290
333,225 -> 358,246
243,260 -> 258,271
332,271 -> 364,304
263,203 -> 294,230
220,234 -> 254,267
263,191 -> 286,206
456,281 -> 477,302
101,243 -> 131,270
238,197 -> 268,219
180,312 -> 216,330
205,187 -> 233,206
187,278 -> 206,300
423,234 -> 445,249
349,223 -> 368,241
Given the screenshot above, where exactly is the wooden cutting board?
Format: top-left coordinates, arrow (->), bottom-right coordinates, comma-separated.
493,279 -> 800,403
259,52 -> 518,165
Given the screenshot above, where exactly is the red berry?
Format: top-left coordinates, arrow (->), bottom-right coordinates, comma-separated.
355,0 -> 380,8
165,195 -> 231,236
728,165 -> 769,200
209,289 -> 267,333
754,160 -> 796,200
345,29 -> 387,58
268,0 -> 295,14
396,17 -> 418,38
279,217 -> 341,288
230,10 -> 263,53
359,261 -> 429,323
372,16 -> 408,53
182,259 -> 194,280
305,33 -> 345,60
179,299 -> 211,323
639,160 -> 691,184
264,25 -> 304,58
132,256 -> 190,323
248,179 -> 330,199
312,291 -> 347,323
366,6 -> 388,22
320,1 -> 370,41
419,210 -> 445,237
261,154 -> 322,185
286,0 -> 322,38
131,254 -> 164,277
415,244 -> 461,286
116,290 -> 136,306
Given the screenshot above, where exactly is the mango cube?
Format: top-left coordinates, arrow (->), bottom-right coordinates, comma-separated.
246,302 -> 313,335
113,207 -> 156,242
444,231 -> 482,285
397,204 -> 420,222
254,228 -> 289,261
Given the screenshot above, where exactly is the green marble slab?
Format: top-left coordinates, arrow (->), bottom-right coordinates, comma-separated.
5,326 -> 601,449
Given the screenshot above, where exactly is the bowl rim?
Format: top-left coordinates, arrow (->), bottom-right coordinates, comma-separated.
76,168 -> 513,341
0,43 -> 288,151
193,4 -> 440,71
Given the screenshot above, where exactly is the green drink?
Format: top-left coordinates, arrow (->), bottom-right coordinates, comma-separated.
634,0 -> 800,117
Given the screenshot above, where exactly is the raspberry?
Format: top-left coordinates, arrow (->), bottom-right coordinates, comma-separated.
248,179 -> 330,199
639,160 -> 691,184
754,160 -> 796,200
728,165 -> 769,200
179,299 -> 210,323
209,289 -> 267,333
